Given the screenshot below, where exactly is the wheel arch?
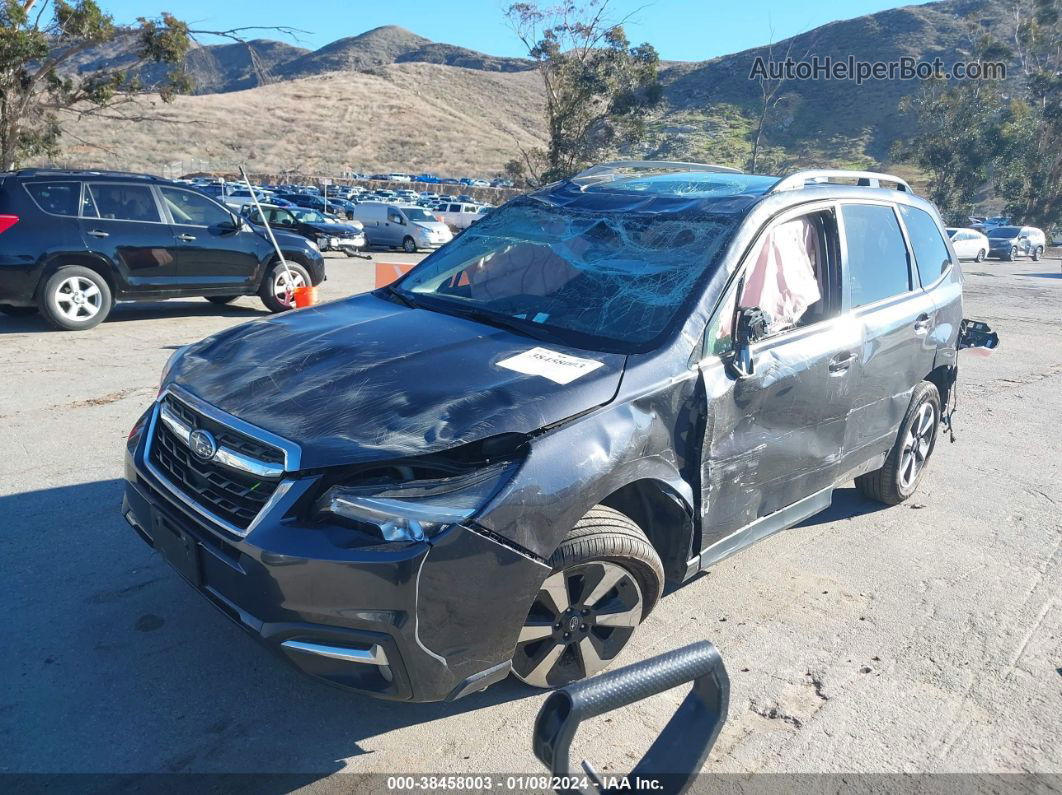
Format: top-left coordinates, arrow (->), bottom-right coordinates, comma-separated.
598,477 -> 696,584
35,253 -> 119,300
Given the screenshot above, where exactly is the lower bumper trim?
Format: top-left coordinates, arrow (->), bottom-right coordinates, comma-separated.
281,639 -> 389,666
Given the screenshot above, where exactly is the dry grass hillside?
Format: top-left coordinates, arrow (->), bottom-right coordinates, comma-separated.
51,63 -> 546,176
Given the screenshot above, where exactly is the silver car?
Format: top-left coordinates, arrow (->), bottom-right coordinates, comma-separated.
945,227 -> 990,262
986,225 -> 1047,261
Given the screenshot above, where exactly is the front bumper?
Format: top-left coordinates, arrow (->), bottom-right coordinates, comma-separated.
123,401 -> 548,702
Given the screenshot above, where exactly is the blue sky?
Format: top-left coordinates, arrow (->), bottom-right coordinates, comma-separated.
99,0 -> 936,62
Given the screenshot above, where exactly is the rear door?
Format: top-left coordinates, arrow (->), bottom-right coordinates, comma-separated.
839,202 -> 938,468
80,182 -> 177,293
157,186 -> 260,292
698,204 -> 859,550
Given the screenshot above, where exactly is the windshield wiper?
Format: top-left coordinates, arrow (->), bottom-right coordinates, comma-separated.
381,284 -> 417,308
435,304 -> 565,343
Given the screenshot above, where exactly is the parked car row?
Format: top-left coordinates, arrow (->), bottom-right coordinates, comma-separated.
946,224 -> 1047,262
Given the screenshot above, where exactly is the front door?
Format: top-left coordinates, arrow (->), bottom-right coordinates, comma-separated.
79,182 -> 177,294
697,205 -> 859,553
157,186 -> 260,293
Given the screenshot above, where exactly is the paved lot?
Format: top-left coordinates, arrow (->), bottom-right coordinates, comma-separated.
1,251 -> 1059,777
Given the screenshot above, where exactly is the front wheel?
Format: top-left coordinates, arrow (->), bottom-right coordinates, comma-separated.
1032,246 -> 1043,262
402,236 -> 418,253
39,266 -> 113,331
1007,246 -> 1018,261
511,506 -> 664,689
258,260 -> 311,313
975,248 -> 986,262
856,381 -> 940,505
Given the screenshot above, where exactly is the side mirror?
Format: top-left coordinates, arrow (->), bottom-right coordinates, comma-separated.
726,307 -> 771,378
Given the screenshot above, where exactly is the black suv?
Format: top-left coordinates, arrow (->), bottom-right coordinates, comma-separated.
123,163 -> 992,702
0,169 -> 326,330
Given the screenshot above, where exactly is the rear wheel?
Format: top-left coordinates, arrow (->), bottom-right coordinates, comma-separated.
205,295 -> 238,305
402,236 -> 417,253
511,506 -> 664,689
258,260 -> 310,313
39,266 -> 112,331
0,304 -> 37,316
856,381 -> 941,505
1033,246 -> 1044,262
975,248 -> 986,262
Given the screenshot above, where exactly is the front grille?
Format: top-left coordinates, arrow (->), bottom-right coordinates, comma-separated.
149,395 -> 284,531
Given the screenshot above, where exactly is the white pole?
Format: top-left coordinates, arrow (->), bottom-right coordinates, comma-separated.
239,165 -> 296,303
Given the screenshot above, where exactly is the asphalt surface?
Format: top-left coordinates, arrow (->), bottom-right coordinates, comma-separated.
1,250 -> 1060,778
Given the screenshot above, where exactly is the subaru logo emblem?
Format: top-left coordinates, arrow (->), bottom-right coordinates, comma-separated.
188,429 -> 218,461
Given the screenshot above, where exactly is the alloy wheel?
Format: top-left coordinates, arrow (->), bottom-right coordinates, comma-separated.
512,561 -> 643,688
54,276 -> 102,322
273,269 -> 306,306
899,402 -> 936,490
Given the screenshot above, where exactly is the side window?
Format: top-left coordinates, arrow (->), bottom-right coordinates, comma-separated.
705,210 -> 838,356
160,187 -> 232,227
899,205 -> 951,286
87,184 -> 161,223
387,210 -> 404,224
841,204 -> 911,308
23,182 -> 80,216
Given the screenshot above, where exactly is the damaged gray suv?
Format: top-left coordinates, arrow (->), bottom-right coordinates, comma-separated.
123,162 -> 992,701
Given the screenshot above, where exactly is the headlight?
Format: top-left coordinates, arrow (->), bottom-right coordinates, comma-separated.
314,462 -> 514,542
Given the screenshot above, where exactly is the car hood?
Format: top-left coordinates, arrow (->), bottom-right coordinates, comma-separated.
413,221 -> 450,234
169,294 -> 626,469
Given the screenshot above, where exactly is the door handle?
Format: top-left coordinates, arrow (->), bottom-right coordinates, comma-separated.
87,229 -> 109,238
828,351 -> 857,373
913,313 -> 931,333
177,233 -> 197,241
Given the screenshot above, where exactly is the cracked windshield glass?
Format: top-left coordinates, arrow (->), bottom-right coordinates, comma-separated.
398,200 -> 735,350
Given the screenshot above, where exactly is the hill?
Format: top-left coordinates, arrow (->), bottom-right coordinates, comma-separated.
40,1 -> 1022,176
49,64 -> 546,177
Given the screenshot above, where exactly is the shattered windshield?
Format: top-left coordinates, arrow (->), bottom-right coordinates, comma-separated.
395,200 -> 736,352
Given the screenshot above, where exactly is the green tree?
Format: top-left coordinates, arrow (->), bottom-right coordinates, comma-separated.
893,38 -> 1008,225
994,0 -> 1062,231
505,0 -> 662,184
0,0 -> 194,170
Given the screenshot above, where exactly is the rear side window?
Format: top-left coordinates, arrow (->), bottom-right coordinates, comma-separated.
842,204 -> 911,308
900,205 -> 951,286
24,182 -> 80,216
87,184 -> 161,223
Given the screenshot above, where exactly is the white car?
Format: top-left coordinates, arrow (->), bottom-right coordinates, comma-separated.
946,228 -> 990,262
435,202 -> 487,231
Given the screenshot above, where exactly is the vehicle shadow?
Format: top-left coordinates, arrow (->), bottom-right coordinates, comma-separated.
0,300 -> 269,334
796,486 -> 888,527
1019,271 -> 1062,279
0,479 -> 533,776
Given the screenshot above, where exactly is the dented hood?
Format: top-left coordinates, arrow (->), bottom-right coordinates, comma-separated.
169,293 -> 625,469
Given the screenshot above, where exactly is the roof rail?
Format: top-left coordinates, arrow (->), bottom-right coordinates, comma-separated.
575,160 -> 743,179
14,168 -> 167,181
771,169 -> 911,193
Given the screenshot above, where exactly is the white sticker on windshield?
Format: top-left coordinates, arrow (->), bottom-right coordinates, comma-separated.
497,347 -> 604,385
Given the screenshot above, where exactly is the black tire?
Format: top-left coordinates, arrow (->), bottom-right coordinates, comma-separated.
258,260 -> 311,313
0,304 -> 38,316
205,295 -> 238,305
856,381 -> 941,505
1007,246 -> 1017,261
1032,246 -> 1043,262
402,236 -> 417,253
511,505 -> 664,689
38,266 -> 112,331
975,248 -> 986,262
